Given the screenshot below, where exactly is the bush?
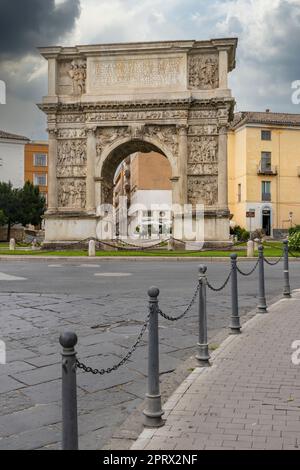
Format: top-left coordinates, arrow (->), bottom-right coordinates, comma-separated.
250,228 -> 265,241
288,232 -> 300,252
289,225 -> 300,236
230,225 -> 250,242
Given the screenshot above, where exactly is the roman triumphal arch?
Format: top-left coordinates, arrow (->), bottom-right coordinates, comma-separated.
38,38 -> 238,246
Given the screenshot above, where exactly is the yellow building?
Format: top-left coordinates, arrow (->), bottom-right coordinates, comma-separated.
228,111 -> 300,237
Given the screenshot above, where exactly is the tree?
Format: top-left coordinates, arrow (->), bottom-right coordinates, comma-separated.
18,181 -> 46,228
0,181 -> 46,241
0,182 -> 21,241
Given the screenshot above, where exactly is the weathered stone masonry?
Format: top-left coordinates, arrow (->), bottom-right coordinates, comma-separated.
38,39 -> 238,244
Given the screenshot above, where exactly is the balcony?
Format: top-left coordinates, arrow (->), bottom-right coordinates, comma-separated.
257,164 -> 278,176
262,193 -> 271,202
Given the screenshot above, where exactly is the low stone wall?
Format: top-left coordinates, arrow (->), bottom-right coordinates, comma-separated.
0,227 -> 24,242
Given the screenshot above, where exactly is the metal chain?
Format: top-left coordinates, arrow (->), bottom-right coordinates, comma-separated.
263,253 -> 284,266
157,283 -> 200,322
288,249 -> 300,258
237,259 -> 260,277
76,313 -> 150,375
206,270 -> 232,292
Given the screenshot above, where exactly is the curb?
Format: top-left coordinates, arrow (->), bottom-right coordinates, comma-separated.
0,255 -> 299,263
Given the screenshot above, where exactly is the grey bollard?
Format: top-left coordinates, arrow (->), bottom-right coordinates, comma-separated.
143,287 -> 164,428
257,245 -> 268,313
59,332 -> 79,450
230,254 -> 241,334
196,266 -> 210,367
9,238 -> 16,251
283,240 -> 291,298
254,238 -> 260,251
88,239 -> 96,257
247,240 -> 254,258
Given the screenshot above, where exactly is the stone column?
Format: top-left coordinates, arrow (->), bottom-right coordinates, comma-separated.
86,128 -> 96,213
218,49 -> 228,89
47,129 -> 58,213
48,57 -> 57,97
218,125 -> 228,210
177,125 -> 188,205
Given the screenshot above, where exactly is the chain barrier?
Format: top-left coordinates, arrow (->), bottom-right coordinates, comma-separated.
76,313 -> 150,375
263,252 -> 284,266
288,249 -> 300,258
236,259 -> 259,277
206,270 -> 232,292
157,283 -> 200,322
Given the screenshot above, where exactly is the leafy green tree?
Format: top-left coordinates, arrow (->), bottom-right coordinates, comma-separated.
18,181 -> 46,228
0,209 -> 7,226
0,182 -> 21,241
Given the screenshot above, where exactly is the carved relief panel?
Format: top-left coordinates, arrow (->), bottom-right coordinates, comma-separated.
96,127 -> 129,159
188,176 -> 218,207
188,54 -> 219,90
58,178 -> 86,209
144,125 -> 178,157
57,138 -> 87,178
187,133 -> 219,206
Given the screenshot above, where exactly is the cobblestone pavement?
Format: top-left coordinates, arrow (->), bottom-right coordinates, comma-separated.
0,260 -> 299,449
133,290 -> 300,451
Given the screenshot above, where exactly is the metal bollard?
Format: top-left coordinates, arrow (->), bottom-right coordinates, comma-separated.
196,266 -> 210,367
143,287 -> 164,428
257,245 -> 268,313
59,332 -> 79,450
230,254 -> 241,334
283,239 -> 291,298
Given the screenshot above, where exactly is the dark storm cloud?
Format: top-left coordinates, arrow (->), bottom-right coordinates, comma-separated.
0,0 -> 81,58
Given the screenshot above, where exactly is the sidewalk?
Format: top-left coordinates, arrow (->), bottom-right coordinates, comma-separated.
132,290 -> 300,450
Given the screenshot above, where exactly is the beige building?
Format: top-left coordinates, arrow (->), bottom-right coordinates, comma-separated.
228,111 -> 300,237
114,152 -> 172,236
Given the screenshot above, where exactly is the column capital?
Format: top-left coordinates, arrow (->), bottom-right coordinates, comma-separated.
47,128 -> 57,138
176,124 -> 188,135
218,125 -> 229,135
86,127 -> 97,137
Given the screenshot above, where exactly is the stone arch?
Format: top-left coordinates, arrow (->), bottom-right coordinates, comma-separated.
96,134 -> 178,205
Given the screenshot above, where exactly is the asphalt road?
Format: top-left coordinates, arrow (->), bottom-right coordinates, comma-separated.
0,259 -> 299,450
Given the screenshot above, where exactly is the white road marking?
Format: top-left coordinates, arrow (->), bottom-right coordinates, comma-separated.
79,264 -> 100,268
48,264 -> 63,268
94,272 -> 132,277
0,272 -> 26,281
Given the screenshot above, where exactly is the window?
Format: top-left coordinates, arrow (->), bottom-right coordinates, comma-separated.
261,130 -> 271,141
34,173 -> 47,186
262,181 -> 271,201
238,184 -> 242,202
261,152 -> 272,172
33,153 -> 47,167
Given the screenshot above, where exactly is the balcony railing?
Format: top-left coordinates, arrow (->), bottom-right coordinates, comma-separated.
262,193 -> 271,202
257,164 -> 278,175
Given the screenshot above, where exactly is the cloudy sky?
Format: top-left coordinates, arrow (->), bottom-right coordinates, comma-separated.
0,0 -> 300,140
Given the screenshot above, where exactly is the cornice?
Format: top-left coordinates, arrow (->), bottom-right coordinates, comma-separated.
37,97 -> 235,114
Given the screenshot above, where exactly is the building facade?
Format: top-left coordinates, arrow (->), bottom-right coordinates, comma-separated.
24,141 -> 49,204
0,130 -> 29,187
228,111 -> 300,236
114,151 -> 172,237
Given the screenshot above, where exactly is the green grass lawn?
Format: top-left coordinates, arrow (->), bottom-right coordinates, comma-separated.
0,242 -> 298,257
